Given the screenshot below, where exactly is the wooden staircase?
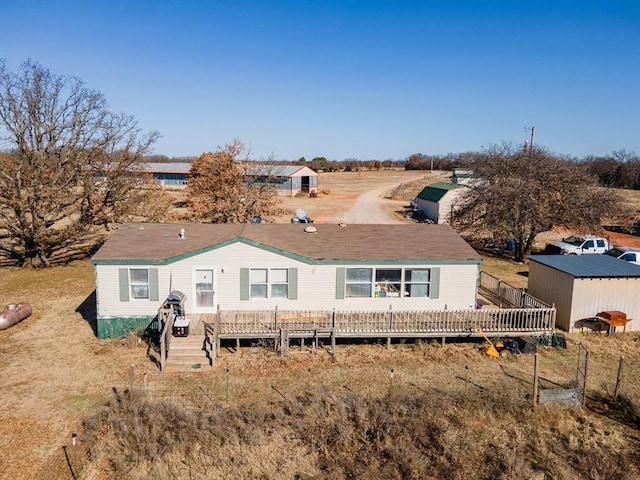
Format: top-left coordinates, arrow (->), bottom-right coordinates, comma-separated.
164,334 -> 214,372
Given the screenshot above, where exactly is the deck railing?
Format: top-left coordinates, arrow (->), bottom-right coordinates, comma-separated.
479,271 -> 551,309
216,306 -> 555,338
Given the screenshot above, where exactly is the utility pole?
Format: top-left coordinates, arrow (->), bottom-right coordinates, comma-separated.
529,126 -> 535,151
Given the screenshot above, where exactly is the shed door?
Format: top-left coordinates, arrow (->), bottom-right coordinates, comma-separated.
194,268 -> 215,312
301,176 -> 310,192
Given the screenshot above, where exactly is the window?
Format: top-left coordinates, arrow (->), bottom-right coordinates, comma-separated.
405,269 -> 431,297
250,269 -> 268,299
249,268 -> 289,299
346,268 -> 373,298
271,268 -> 289,298
344,267 -> 433,298
375,269 -> 402,297
596,240 -> 606,248
130,269 -> 149,299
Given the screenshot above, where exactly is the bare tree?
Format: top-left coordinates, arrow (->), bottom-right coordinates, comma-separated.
454,144 -> 622,262
187,140 -> 282,223
0,59 -> 167,267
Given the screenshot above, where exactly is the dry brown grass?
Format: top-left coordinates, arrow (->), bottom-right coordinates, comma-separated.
1,171 -> 640,479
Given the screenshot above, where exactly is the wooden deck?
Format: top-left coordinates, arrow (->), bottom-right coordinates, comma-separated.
157,273 -> 556,370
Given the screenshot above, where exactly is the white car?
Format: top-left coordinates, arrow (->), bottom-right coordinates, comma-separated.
603,246 -> 640,265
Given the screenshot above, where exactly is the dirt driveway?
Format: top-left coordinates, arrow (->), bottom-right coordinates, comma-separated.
331,181 -> 418,224
277,170 -> 441,224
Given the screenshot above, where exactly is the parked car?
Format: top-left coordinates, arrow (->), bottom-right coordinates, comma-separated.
544,235 -> 609,255
291,208 -> 313,224
603,246 -> 640,265
291,215 -> 313,224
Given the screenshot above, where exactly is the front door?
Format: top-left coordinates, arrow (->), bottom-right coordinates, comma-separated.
194,268 -> 215,312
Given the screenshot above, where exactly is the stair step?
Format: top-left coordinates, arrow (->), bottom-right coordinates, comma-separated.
167,356 -> 210,365
163,363 -> 212,373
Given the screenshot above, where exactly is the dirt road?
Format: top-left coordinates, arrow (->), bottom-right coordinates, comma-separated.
331,183 -> 415,224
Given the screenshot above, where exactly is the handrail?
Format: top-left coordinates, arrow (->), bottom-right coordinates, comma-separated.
158,306 -> 175,372
479,271 -> 551,309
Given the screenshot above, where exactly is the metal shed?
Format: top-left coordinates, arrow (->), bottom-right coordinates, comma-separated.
528,254 -> 640,332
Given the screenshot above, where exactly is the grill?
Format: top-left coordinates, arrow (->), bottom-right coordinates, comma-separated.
163,291 -> 190,337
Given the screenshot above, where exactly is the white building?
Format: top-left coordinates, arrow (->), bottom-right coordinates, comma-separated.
91,223 -> 482,338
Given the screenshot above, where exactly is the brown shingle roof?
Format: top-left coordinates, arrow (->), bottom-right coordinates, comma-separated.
91,223 -> 481,264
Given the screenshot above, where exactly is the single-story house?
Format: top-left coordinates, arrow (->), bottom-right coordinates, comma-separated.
528,254 -> 640,332
91,223 -> 482,338
244,165 -> 318,196
414,182 -> 463,224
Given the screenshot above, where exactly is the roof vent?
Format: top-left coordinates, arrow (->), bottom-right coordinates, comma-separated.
304,226 -> 317,233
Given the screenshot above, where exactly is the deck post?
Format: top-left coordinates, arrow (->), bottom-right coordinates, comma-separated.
274,305 -> 278,335
280,329 -> 289,357
236,337 -> 240,354
331,329 -> 336,356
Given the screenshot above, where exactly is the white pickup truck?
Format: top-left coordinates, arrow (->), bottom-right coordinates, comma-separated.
544,235 -> 609,255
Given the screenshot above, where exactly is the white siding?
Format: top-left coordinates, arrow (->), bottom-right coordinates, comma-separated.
416,199 -> 439,222
96,242 -> 480,317
570,278 -> 640,332
528,262 -> 575,330
436,191 -> 463,225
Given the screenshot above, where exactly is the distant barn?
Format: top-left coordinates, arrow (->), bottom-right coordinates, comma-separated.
143,162 -> 318,196
244,165 -> 318,196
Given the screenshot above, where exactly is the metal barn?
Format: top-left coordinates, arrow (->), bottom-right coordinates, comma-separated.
527,255 -> 640,332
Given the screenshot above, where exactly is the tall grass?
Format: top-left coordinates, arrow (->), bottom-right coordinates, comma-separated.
83,384 -> 639,480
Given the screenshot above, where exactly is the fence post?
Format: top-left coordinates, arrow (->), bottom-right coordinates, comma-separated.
532,353 -> 539,410
614,356 -> 625,400
387,305 -> 392,349
582,351 -> 590,406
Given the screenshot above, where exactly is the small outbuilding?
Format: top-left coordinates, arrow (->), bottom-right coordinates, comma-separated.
414,182 -> 463,224
244,165 -> 319,196
527,254 -> 640,332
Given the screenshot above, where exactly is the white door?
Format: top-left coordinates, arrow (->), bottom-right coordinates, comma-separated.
194,268 -> 215,312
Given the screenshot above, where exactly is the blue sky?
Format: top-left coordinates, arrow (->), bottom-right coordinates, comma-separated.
1,0 -> 638,160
